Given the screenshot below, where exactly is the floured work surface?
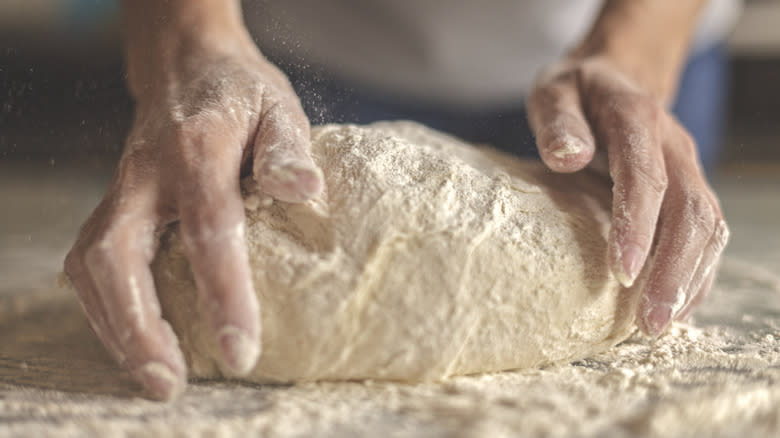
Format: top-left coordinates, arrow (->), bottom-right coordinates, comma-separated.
1,135 -> 779,437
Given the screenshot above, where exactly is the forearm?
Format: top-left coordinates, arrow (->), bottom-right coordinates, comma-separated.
121,0 -> 252,99
572,0 -> 708,103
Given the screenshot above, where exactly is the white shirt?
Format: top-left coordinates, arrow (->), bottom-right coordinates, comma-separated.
244,0 -> 742,108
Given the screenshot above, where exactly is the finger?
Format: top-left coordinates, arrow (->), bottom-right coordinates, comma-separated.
179,191 -> 259,376
253,95 -> 323,203
676,219 -> 729,321
637,167 -> 721,337
80,207 -> 187,400
528,70 -> 597,172
677,271 -> 715,323
177,135 -> 260,376
65,251 -> 125,366
595,96 -> 668,289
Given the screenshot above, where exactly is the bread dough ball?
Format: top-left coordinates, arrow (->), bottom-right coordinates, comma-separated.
152,122 -> 639,383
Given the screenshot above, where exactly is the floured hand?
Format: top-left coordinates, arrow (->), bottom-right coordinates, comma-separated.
528,56 -> 729,337
64,25 -> 322,400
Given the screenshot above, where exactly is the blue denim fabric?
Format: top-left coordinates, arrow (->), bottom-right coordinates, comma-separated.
672,44 -> 729,170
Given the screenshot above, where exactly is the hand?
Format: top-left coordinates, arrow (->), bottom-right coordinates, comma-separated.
64,40 -> 322,399
528,57 -> 729,336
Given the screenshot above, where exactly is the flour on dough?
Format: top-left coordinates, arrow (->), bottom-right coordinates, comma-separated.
152,121 -> 639,383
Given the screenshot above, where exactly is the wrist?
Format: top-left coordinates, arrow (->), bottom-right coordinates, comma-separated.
571,0 -> 707,102
122,0 -> 256,99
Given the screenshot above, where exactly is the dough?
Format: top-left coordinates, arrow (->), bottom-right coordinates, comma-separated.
152,121 -> 639,383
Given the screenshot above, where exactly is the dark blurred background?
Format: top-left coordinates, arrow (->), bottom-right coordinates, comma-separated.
1,0 -> 779,174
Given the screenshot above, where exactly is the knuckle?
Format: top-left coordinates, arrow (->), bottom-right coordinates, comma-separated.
600,93 -> 662,131
81,224 -> 145,270
666,121 -> 699,159
64,247 -> 86,278
527,89 -> 549,118
712,219 -> 730,253
538,112 -> 582,141
168,116 -> 233,155
626,163 -> 669,197
616,95 -> 646,116
82,234 -> 119,271
178,68 -> 265,117
529,83 -> 558,107
680,191 -> 717,236
180,203 -> 244,251
258,61 -> 294,92
261,98 -> 284,119
117,320 -> 147,346
529,72 -> 575,108
166,125 -> 243,183
64,210 -> 150,281
641,96 -> 664,119
169,119 -> 213,153
679,130 -> 697,156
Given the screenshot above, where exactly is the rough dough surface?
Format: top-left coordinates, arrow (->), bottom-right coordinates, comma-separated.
152,121 -> 639,383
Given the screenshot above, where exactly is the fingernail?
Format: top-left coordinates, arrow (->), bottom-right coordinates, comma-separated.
643,304 -> 672,338
550,135 -> 583,159
290,165 -> 324,198
616,243 -> 643,287
260,161 -> 323,202
137,361 -> 183,401
217,326 -> 259,376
